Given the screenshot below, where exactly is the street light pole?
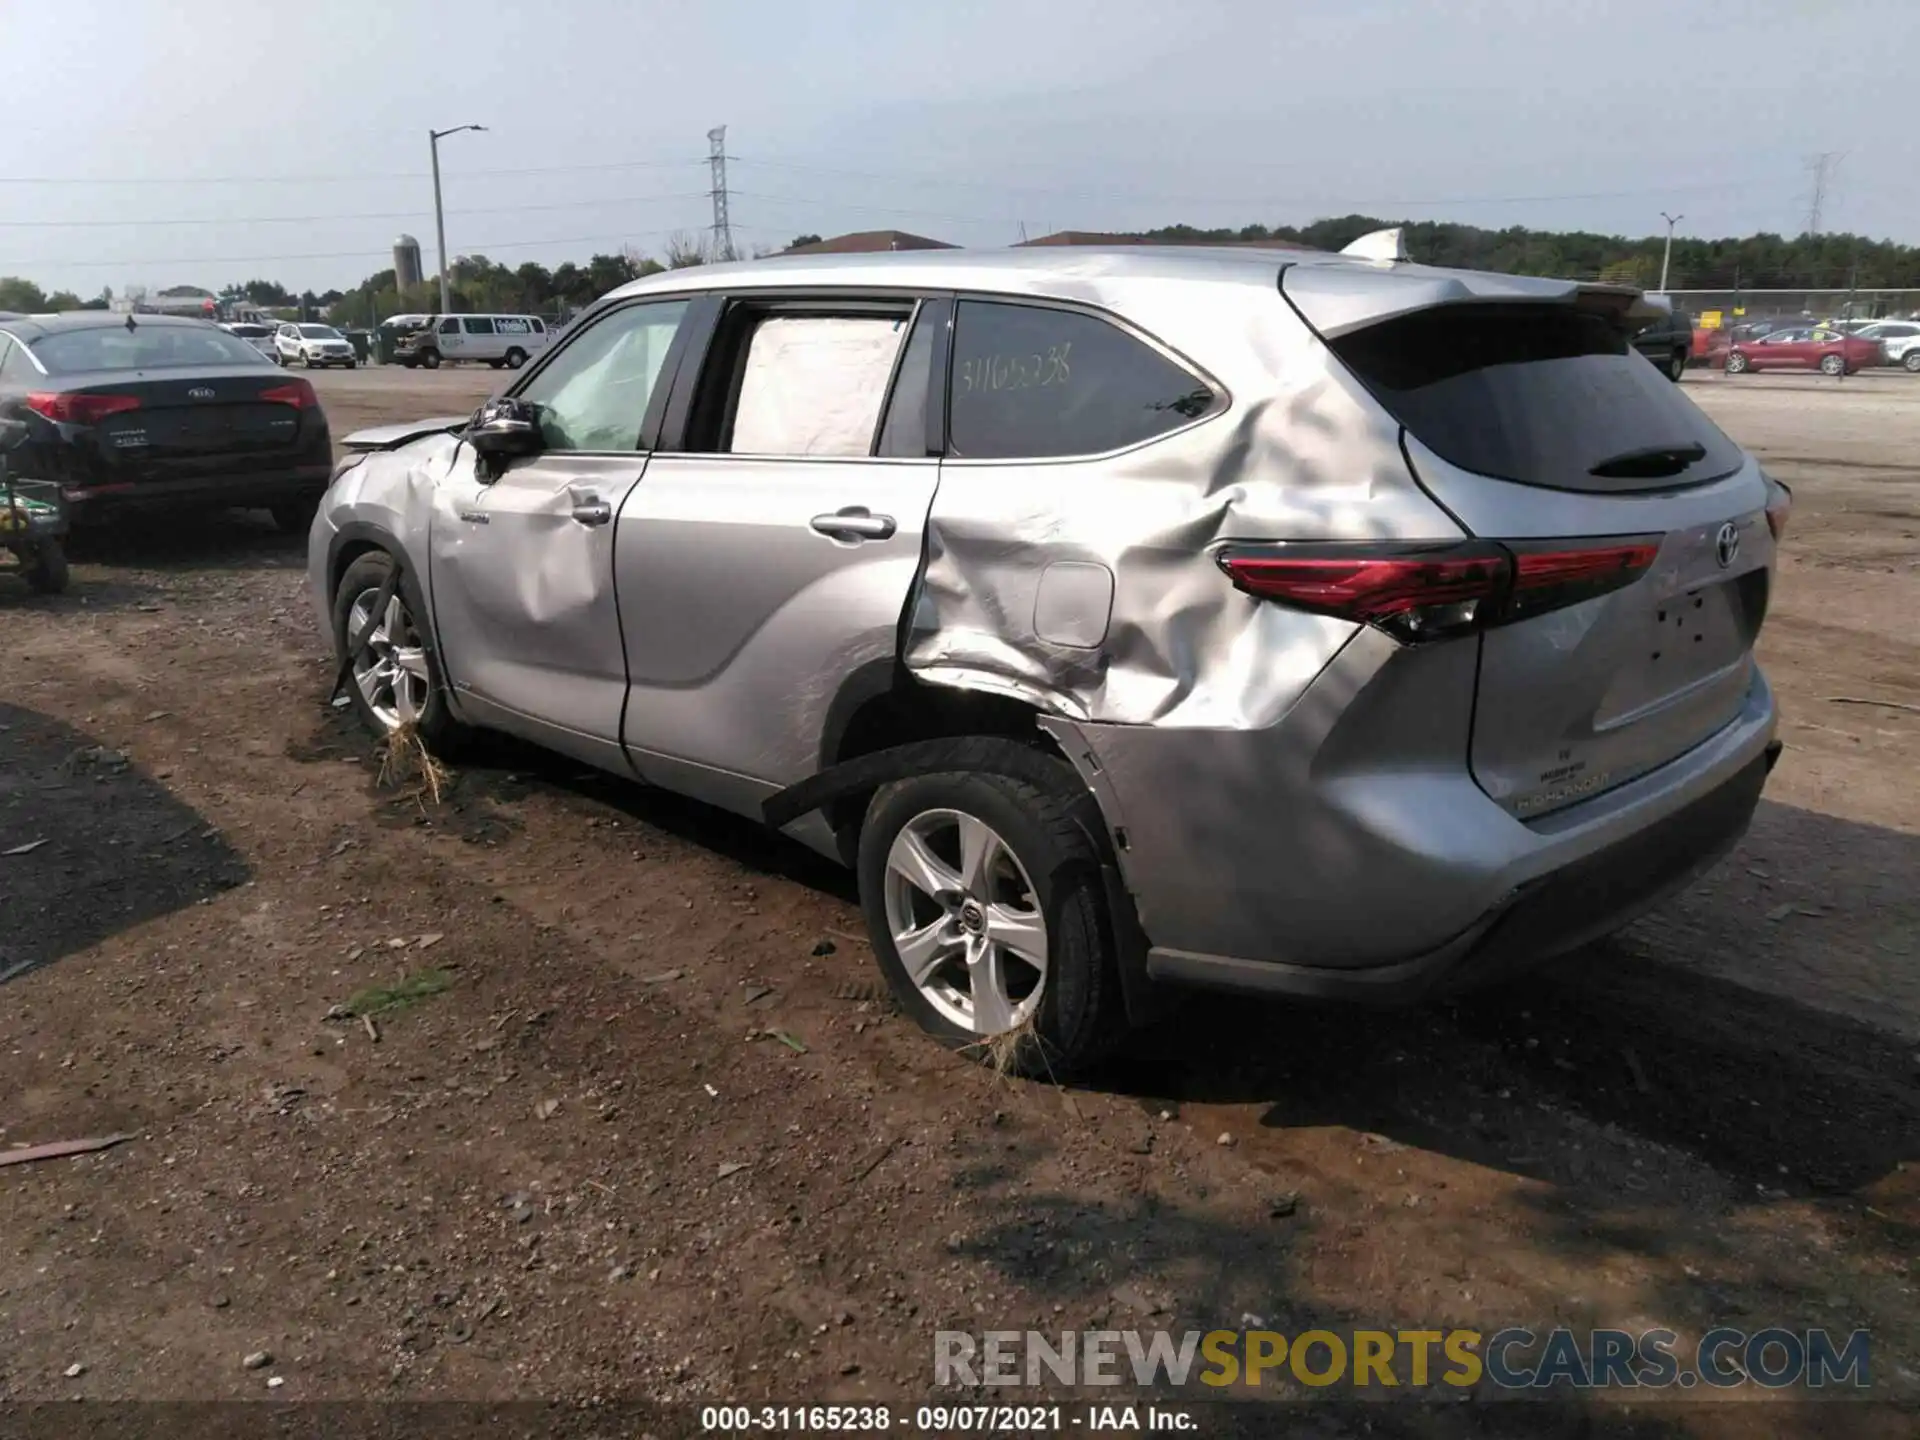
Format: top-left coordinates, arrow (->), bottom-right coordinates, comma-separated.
1651,213 -> 1681,293
429,124 -> 487,316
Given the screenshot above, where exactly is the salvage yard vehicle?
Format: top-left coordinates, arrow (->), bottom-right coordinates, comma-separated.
395,313 -> 551,370
0,313 -> 334,531
1631,295 -> 1693,381
1723,326 -> 1883,375
274,323 -> 357,369
1856,320 -> 1920,371
310,247 -> 1787,1071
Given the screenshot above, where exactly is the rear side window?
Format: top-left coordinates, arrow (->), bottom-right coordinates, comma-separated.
497,317 -> 531,335
1330,303 -> 1744,492
726,314 -> 907,457
948,301 -> 1216,460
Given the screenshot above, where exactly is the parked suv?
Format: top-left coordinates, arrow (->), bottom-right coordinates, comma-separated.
1632,295 -> 1693,381
1857,320 -> 1920,371
396,313 -> 550,370
310,249 -> 1785,1070
275,323 -> 357,369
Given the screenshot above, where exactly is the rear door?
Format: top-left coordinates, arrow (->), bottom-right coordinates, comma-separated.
426,297 -> 691,770
613,293 -> 946,812
1296,284 -> 1774,820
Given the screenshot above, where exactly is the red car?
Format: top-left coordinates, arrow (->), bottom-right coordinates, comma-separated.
1724,325 -> 1883,376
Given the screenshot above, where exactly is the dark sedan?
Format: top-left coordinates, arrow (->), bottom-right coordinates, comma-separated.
0,312 -> 334,530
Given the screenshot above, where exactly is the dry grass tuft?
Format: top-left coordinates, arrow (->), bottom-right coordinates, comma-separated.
970,1011 -> 1042,1080
376,721 -> 450,805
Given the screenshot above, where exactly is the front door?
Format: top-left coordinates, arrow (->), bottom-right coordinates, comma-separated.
614,296 -> 947,815
427,297 -> 691,770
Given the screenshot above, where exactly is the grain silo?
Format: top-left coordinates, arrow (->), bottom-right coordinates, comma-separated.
393,235 -> 423,292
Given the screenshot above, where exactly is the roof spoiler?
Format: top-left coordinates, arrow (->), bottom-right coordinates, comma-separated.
1340,228 -> 1410,263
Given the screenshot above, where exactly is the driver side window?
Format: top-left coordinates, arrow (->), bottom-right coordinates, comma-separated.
515,300 -> 687,453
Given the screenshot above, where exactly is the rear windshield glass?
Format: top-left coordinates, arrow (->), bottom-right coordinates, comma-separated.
30,325 -> 273,373
1329,303 -> 1744,492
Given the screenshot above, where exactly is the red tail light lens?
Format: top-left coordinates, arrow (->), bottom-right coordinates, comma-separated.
259,380 -> 317,409
1506,541 -> 1660,622
26,391 -> 142,425
1764,479 -> 1792,542
1218,537 -> 1662,644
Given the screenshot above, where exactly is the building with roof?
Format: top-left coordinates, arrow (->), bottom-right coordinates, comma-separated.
782,230 -> 958,255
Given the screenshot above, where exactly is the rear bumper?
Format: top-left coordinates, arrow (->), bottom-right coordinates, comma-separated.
64,463 -> 334,522
1048,628 -> 1780,1005
1147,740 -> 1777,1003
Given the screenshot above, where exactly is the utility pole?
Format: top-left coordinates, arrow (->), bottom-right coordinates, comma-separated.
708,126 -> 734,262
1805,151 -> 1841,236
430,124 -> 487,315
1659,211 -> 1684,293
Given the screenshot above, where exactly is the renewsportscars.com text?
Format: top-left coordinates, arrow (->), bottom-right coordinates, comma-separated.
935,1327 -> 1871,1391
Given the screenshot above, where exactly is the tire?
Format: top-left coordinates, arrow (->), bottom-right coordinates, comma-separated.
1724,351 -> 1749,374
22,540 -> 68,595
1668,349 -> 1688,382
330,549 -> 468,752
303,353 -> 316,369
505,347 -> 528,370
487,359 -> 504,370
345,361 -> 358,370
857,742 -> 1129,1076
1819,353 -> 1845,376
269,496 -> 318,534
419,349 -> 441,370
1903,350 -> 1920,373
275,351 -> 288,367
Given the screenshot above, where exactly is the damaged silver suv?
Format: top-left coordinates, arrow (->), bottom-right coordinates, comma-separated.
309,244 -> 1786,1071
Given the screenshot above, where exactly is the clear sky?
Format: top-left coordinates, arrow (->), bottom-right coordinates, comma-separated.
5,0 -> 1916,296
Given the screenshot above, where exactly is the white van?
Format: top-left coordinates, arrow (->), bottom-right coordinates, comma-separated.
397,314 -> 552,370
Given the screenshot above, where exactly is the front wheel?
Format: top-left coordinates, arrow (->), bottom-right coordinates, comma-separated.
1819,353 -> 1846,376
1668,350 -> 1688,382
857,747 -> 1128,1076
418,349 -> 442,370
22,539 -> 68,595
1905,351 -> 1920,373
330,550 -> 467,751
1725,351 -> 1749,374
303,354 -> 316,369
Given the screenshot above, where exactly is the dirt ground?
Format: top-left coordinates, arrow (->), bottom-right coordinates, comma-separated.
1,362 -> 1916,1435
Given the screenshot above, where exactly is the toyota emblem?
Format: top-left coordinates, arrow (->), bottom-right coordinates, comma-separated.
1714,521 -> 1741,569
187,387 -> 216,400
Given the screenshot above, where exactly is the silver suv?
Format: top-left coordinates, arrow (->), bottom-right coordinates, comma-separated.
308,246 -> 1786,1071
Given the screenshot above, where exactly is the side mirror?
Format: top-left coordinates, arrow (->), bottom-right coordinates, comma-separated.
466,396 -> 542,470
0,417 -> 27,453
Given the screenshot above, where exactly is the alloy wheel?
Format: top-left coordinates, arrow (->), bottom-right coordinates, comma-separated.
881,808 -> 1048,1036
347,586 -> 432,730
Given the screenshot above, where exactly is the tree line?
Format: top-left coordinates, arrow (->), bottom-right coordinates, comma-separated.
6,220 -> 1917,327
1148,216 -> 1920,291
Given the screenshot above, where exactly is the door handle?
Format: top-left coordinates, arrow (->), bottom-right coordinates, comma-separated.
810,507 -> 896,542
571,498 -> 613,527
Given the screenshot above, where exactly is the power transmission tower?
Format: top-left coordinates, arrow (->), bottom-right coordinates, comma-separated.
1805,151 -> 1842,236
708,126 -> 735,261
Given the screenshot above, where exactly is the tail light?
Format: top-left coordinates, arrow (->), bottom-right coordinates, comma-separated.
26,392 -> 142,425
1765,478 -> 1792,542
1217,537 -> 1660,645
259,379 -> 317,409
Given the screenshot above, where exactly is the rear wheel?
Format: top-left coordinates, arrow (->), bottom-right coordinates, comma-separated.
857,744 -> 1128,1076
1724,351 -> 1749,374
330,550 -> 466,750
1819,353 -> 1845,376
1667,349 -> 1687,382
505,347 -> 528,370
21,540 -> 68,595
